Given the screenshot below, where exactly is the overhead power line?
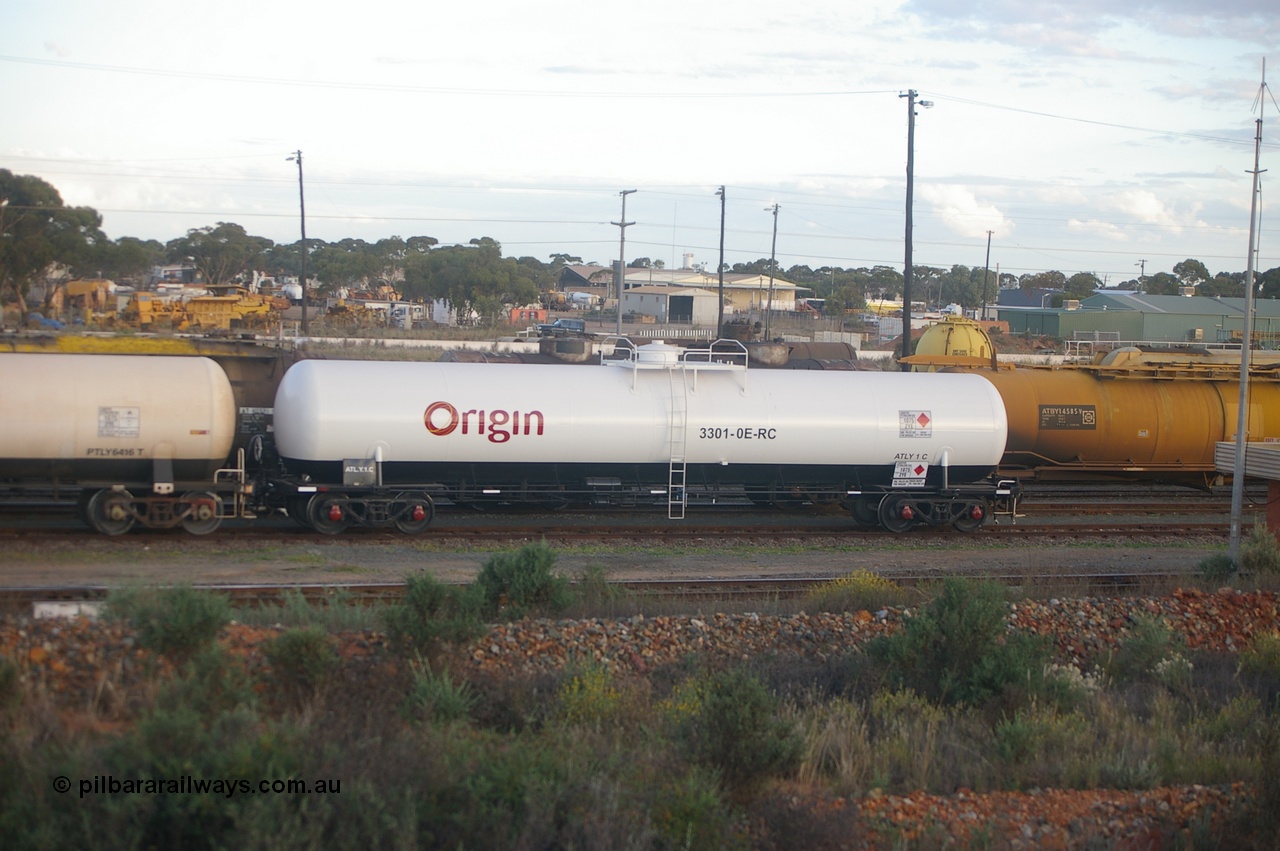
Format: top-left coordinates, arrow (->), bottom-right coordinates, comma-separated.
925,90 -> 1277,150
0,54 -> 891,100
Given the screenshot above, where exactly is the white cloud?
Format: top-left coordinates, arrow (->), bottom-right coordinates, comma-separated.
2,0 -> 1275,281
1102,190 -> 1188,229
919,185 -> 1011,238
1065,219 -> 1131,242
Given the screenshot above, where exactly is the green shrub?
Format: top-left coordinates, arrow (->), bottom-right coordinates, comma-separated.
797,699 -> 871,793
405,655 -> 476,724
864,579 -> 1051,707
557,663 -> 623,727
103,585 -> 231,660
155,645 -> 255,716
1041,662 -> 1103,712
236,588 -> 374,632
1239,631 -> 1280,678
1257,716 -> 1280,844
675,667 -> 803,790
0,656 -> 18,716
382,572 -> 485,652
1098,752 -> 1162,789
1106,614 -> 1188,684
572,563 -> 624,611
1198,695 -> 1262,742
650,768 -> 742,850
101,707 -> 302,849
865,689 -> 947,791
475,542 -> 573,620
1240,525 -> 1280,575
431,731 -> 569,848
1197,551 -> 1237,583
803,569 -> 914,613
263,626 -> 339,704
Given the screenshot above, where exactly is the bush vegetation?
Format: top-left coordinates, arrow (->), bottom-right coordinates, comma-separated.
864,578 -> 1052,707
802,569 -> 915,613
1240,524 -> 1280,575
102,584 -> 231,660
1200,525 -> 1280,582
474,540 -> 573,620
381,571 -> 486,654
3,566 -> 1280,847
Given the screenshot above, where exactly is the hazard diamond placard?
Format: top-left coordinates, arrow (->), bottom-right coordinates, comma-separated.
898,410 -> 933,438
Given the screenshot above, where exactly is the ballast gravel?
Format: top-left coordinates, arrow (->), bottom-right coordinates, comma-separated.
2,586 -> 1278,849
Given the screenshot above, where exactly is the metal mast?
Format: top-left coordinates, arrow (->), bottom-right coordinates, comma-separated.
613,189 -> 636,336
716,186 -> 726,338
1229,61 -> 1270,561
899,90 -> 932,368
764,203 -> 779,340
286,150 -> 308,335
981,230 -> 993,321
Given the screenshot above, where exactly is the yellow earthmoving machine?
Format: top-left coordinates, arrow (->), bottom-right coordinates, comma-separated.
118,291 -> 190,331
184,284 -> 289,331
45,279 -> 115,325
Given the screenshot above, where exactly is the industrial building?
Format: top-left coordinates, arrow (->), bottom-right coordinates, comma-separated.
997,292 -> 1280,344
619,286 -> 721,325
555,262 -> 806,315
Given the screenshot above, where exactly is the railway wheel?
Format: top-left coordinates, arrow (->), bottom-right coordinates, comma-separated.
392,492 -> 435,534
86,489 -> 136,536
877,495 -> 916,534
307,494 -> 350,535
952,501 -> 987,533
180,491 -> 223,535
849,497 -> 879,527
286,496 -> 313,527
75,489 -> 95,526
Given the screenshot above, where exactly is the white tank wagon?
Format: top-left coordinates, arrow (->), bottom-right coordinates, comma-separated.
0,353 -> 248,535
265,342 -> 1015,533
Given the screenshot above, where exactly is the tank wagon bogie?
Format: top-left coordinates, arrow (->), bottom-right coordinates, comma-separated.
0,353 -> 251,535
291,487 -> 436,536
259,341 -> 1015,534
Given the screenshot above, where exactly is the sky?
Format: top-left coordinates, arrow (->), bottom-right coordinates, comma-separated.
2,0 -> 1278,285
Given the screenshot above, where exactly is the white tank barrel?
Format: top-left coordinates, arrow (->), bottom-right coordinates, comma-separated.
0,353 -> 237,481
273,357 -> 1007,476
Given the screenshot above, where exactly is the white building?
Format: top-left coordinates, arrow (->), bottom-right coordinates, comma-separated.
620,286 -> 721,325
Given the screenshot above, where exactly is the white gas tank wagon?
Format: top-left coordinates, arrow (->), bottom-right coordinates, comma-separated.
266,341 -> 1014,534
0,353 -> 245,535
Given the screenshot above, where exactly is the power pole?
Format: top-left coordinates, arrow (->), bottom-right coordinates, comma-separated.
1135,259 -> 1147,291
1230,60 -> 1271,562
613,189 -> 636,336
716,186 -> 726,338
899,90 -> 932,369
981,230 -> 993,321
286,150 -> 308,335
764,203 -> 779,341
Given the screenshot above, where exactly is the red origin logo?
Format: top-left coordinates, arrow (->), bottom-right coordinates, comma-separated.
424,401 -> 545,444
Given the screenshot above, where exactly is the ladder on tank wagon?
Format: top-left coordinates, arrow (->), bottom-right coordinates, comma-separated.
668,366 -> 688,519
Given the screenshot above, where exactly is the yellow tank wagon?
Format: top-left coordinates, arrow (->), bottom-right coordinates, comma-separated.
911,317 -> 1280,481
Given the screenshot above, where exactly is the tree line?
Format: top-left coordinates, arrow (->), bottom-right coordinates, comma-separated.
4,170 -> 1279,322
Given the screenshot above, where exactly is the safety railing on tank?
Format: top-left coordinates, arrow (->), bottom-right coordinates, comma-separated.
1064,339 -> 1245,363
599,337 -> 750,370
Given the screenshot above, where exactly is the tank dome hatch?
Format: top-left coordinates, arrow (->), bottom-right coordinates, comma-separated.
906,315 -> 997,372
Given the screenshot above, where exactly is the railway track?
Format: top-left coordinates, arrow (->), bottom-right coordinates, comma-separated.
0,484 -> 1242,615
0,567 -> 1196,614
0,518 -> 1233,544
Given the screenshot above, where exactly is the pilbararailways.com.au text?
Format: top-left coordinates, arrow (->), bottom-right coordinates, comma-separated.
54,775 -> 341,799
